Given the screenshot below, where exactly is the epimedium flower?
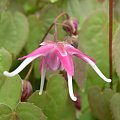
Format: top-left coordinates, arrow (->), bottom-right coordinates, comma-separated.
3,41 -> 111,101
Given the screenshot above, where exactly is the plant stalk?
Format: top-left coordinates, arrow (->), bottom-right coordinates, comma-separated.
109,0 -> 113,88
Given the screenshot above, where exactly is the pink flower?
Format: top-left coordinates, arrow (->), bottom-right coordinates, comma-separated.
3,41 -> 111,101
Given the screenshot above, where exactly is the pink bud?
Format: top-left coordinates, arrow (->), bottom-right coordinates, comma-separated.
72,18 -> 79,29
21,80 -> 32,102
62,18 -> 79,35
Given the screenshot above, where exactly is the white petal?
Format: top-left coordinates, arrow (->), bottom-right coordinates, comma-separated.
39,63 -> 46,95
84,57 -> 111,82
3,55 -> 39,77
67,73 -> 77,101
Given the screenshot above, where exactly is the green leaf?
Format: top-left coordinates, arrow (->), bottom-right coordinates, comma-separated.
110,93 -> 120,120
46,74 -> 76,120
0,48 -> 22,109
79,11 -> 109,88
56,0 -> 108,22
0,102 -> 47,120
46,74 -> 68,105
28,74 -> 76,120
0,11 -> 29,58
113,25 -> 120,79
28,91 -> 57,120
0,75 -> 22,109
0,104 -> 12,120
56,0 -> 82,19
8,0 -> 38,14
40,5 -> 60,30
80,91 -> 89,112
88,86 -> 114,120
26,15 -> 44,53
0,48 -> 12,77
80,109 -> 96,120
116,80 -> 120,92
15,102 -> 47,120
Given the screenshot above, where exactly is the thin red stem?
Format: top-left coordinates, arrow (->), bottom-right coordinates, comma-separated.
109,0 -> 113,88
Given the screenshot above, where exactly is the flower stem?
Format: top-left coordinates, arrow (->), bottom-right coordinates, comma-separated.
54,24 -> 58,41
56,22 -> 70,28
40,23 -> 55,43
54,12 -> 69,22
24,62 -> 34,80
109,0 -> 113,88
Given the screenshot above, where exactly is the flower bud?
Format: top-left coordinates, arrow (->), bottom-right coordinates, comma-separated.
62,18 -> 79,35
67,37 -> 78,48
74,92 -> 81,111
21,80 -> 32,102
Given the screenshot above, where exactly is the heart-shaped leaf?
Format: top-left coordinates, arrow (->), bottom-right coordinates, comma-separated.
0,75 -> 22,109
88,86 -> 114,120
0,48 -> 22,109
15,102 -> 47,120
0,11 -> 29,58
28,90 -> 57,120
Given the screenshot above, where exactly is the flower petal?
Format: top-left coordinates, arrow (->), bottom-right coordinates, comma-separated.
46,50 -> 61,70
83,57 -> 111,82
67,73 -> 77,101
18,44 -> 54,60
3,55 -> 39,77
65,44 -> 111,82
65,44 -> 96,63
56,50 -> 74,76
56,42 -> 67,56
39,58 -> 46,95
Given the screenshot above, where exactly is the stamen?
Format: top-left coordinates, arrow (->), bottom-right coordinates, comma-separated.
67,73 -> 77,101
84,57 -> 111,82
39,63 -> 46,95
3,56 -> 39,77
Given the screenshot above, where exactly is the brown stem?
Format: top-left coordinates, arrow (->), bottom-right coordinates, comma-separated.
56,22 -> 70,28
54,12 -> 69,23
54,24 -> 58,41
40,23 -> 55,43
24,62 -> 34,80
109,0 -> 113,88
